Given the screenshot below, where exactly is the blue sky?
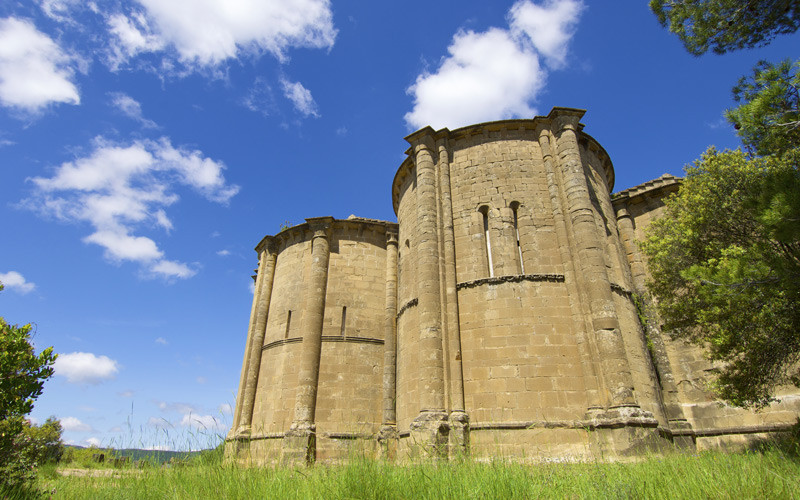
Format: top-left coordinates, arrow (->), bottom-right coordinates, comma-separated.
1,0 -> 798,450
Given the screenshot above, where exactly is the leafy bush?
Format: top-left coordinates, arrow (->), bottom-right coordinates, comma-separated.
62,445 -> 117,468
0,296 -> 58,492
24,417 -> 64,465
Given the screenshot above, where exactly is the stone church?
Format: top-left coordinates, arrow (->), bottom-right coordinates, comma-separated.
224,107 -> 800,464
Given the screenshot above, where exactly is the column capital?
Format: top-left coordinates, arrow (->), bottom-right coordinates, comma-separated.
554,115 -> 581,134
405,126 -> 437,156
548,107 -> 585,134
386,230 -> 399,246
615,207 -> 631,220
305,216 -> 334,239
435,137 -> 449,155
255,235 -> 278,255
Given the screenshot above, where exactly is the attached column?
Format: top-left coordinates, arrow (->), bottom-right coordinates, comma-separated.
617,207 -> 695,448
283,217 -> 333,465
236,237 -> 278,437
615,208 -> 647,292
554,114 -> 637,409
379,229 -> 399,459
437,140 -> 469,456
226,237 -> 277,462
408,132 -> 448,458
229,247 -> 265,438
539,129 -> 603,410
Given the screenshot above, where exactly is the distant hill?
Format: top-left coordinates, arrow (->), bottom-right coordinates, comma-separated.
65,445 -> 207,465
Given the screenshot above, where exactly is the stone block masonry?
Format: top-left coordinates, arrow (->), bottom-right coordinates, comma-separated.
225,107 -> 800,465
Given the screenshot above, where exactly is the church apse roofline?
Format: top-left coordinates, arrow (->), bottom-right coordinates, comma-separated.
391,106 -> 614,215
254,216 -> 398,253
612,173 -> 681,207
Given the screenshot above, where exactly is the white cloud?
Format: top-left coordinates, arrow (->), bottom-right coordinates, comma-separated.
144,444 -> 172,450
216,249 -> 230,256
280,78 -> 319,117
154,209 -> 172,231
61,416 -> 93,432
83,230 -> 163,262
27,136 -> 239,280
243,77 -> 275,116
106,12 -> 165,70
180,413 -> 225,431
148,259 -> 196,279
54,352 -> 119,384
107,0 -> 337,70
118,390 -> 134,398
0,271 -> 36,294
155,337 -> 168,345
109,92 -> 158,128
147,417 -> 173,428
38,0 -> 86,23
405,0 -> 584,131
218,403 -> 233,415
84,437 -> 102,447
0,17 -> 80,112
157,401 -> 198,414
509,0 -> 583,68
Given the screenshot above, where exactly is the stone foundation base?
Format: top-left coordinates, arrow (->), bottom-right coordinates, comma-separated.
667,419 -> 696,450
409,411 -> 449,459
448,411 -> 470,458
377,425 -> 399,460
586,406 -> 666,459
223,426 -> 251,464
282,422 -> 316,465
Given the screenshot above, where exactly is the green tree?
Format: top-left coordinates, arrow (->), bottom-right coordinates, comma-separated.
641,148 -> 800,407
23,417 -> 64,465
650,0 -> 800,55
0,282 -> 58,490
727,59 -> 800,156
648,0 -> 800,408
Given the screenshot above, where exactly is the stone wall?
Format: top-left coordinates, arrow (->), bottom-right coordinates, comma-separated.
227,217 -> 397,464
226,107 -> 800,465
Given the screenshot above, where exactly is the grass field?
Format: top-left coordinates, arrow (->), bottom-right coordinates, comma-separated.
22,444 -> 800,499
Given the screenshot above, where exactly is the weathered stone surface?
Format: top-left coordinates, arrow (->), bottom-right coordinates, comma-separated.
225,107 -> 800,465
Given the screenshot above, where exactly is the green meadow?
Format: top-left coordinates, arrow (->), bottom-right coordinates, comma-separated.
23,444 -> 800,499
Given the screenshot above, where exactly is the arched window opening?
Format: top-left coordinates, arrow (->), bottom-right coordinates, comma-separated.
285,310 -> 292,339
340,306 -> 347,338
479,205 -> 494,278
510,202 -> 524,274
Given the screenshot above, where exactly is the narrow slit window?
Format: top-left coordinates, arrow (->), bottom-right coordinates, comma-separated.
480,206 -> 494,278
340,306 -> 347,338
285,310 -> 292,339
511,202 -> 524,274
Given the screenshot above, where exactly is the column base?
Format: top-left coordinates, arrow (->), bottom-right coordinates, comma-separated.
448,411 -> 470,459
223,425 -> 251,463
668,419 -> 697,450
409,410 -> 449,459
377,424 -> 399,461
223,437 -> 249,464
585,406 -> 666,458
282,421 -> 316,466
